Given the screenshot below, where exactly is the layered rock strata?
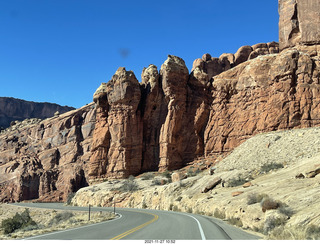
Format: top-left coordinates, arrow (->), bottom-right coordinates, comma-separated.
0,97 -> 74,129
204,49 -> 320,155
0,104 -> 95,202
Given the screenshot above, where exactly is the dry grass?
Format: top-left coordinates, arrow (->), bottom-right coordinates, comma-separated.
267,225 -> 320,240
0,204 -> 115,240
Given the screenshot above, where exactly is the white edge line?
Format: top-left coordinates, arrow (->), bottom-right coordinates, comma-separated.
173,212 -> 206,240
23,213 -> 123,240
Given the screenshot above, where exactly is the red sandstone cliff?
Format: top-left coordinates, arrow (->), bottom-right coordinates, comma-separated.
0,104 -> 95,202
0,0 -> 319,202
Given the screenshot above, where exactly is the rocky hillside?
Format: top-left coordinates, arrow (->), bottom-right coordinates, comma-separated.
0,103 -> 95,202
0,97 -> 74,129
72,126 -> 320,239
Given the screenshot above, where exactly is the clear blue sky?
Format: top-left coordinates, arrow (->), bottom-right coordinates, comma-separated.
0,0 -> 279,108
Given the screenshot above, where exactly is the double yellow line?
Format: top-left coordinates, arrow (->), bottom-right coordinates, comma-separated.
110,211 -> 159,240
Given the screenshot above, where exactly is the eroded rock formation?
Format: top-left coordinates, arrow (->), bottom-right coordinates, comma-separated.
0,0 -> 320,202
89,46 -> 320,180
0,104 -> 95,202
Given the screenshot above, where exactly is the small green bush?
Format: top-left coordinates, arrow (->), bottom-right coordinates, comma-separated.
187,207 -> 193,213
172,205 -> 180,212
151,178 -> 162,186
263,216 -> 286,234
260,163 -> 284,174
169,203 -> 174,211
306,225 -> 320,240
1,208 -> 37,234
278,205 -> 294,217
66,192 -> 76,205
227,217 -> 243,227
120,175 -> 138,192
247,193 -> 269,205
48,211 -> 74,226
141,173 -> 154,180
187,167 -> 201,177
213,209 -> 226,219
162,170 -> 172,183
175,196 -> 183,202
227,174 -> 248,187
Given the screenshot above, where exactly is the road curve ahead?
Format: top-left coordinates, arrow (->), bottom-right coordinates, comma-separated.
11,203 -> 260,240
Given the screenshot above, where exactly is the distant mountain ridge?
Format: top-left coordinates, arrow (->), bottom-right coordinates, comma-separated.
0,97 -> 75,129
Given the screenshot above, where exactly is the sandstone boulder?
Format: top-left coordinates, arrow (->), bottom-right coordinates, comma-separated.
201,177 -> 222,193
242,182 -> 252,188
305,167 -> 320,178
234,45 -> 253,66
231,191 -> 244,197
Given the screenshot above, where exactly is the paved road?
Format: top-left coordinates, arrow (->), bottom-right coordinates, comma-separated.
10,202 -> 260,240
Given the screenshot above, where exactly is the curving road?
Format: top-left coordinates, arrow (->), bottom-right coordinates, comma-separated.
10,203 -> 260,240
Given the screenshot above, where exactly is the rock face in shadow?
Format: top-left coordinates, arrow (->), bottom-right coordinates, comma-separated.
0,97 -> 75,129
0,104 -> 95,202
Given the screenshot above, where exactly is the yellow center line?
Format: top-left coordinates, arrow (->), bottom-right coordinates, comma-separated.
110,210 -> 159,240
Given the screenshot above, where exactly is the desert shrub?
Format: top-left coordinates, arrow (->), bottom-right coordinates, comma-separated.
162,170 -> 172,183
213,208 -> 226,219
267,225 -> 320,240
65,192 -> 76,205
261,197 -> 280,212
263,216 -> 287,234
48,211 -> 74,226
187,167 -> 201,177
175,196 -> 183,202
151,178 -> 162,186
306,225 -> 320,240
172,205 -> 180,212
141,173 -> 154,180
278,205 -> 294,217
253,226 -> 264,234
142,202 -> 147,209
227,174 -> 248,187
1,208 -> 37,234
169,204 -> 174,211
120,175 -> 138,192
227,217 -> 243,227
247,193 -> 269,205
187,207 -> 193,213
260,163 -> 284,174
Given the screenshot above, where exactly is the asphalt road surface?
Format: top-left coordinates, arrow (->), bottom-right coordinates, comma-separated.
10,202 -> 260,240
